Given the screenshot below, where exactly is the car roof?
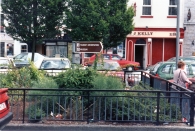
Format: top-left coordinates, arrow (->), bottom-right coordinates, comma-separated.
43,57 -> 70,60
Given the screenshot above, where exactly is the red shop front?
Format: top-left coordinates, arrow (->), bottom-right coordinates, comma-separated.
125,28 -> 184,69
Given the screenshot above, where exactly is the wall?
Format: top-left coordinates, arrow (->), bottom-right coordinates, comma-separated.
183,1 -> 195,56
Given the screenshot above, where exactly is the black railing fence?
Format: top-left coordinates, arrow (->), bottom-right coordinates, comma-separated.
5,70 -> 195,126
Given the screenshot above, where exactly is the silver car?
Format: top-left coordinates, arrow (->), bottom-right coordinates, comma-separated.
39,57 -> 71,76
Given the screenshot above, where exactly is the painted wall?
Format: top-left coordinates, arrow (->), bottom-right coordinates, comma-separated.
127,0 -> 184,28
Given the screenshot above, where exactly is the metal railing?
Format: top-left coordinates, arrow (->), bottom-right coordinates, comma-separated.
8,87 -> 195,126
4,69 -> 195,126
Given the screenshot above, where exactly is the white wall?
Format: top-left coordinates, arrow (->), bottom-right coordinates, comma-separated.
128,0 -> 184,28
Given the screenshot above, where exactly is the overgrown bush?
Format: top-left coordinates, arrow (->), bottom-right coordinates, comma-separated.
27,77 -> 59,114
0,62 -> 45,88
54,68 -> 98,89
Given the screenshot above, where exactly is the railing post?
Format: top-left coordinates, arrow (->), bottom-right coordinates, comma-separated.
141,71 -> 143,82
150,76 -> 154,88
23,89 -> 26,124
156,92 -> 160,125
124,71 -> 126,83
189,93 -> 194,126
87,90 -> 90,124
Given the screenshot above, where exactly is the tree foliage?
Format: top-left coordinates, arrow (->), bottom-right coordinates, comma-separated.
1,0 -> 66,61
64,0 -> 134,49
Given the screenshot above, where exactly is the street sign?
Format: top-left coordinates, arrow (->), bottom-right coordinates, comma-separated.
75,41 -> 103,53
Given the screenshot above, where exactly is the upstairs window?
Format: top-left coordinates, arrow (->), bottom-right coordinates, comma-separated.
142,0 -> 151,15
169,0 -> 177,15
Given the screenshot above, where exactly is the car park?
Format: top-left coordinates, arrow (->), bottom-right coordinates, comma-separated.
87,54 -> 140,71
149,61 -> 195,80
39,57 -> 71,76
13,52 -> 46,68
0,88 -> 13,130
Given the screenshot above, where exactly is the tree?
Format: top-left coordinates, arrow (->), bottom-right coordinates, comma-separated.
64,0 -> 134,49
1,0 -> 66,61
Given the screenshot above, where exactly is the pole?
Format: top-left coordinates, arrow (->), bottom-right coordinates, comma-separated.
176,0 -> 180,69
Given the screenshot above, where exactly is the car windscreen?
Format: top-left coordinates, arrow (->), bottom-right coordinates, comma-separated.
14,53 -> 28,60
40,60 -> 70,69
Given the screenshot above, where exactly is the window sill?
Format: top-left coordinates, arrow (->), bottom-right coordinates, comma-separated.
140,16 -> 153,18
167,16 -> 177,18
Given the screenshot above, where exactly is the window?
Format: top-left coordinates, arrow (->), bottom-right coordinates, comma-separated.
84,53 -> 94,58
103,54 -> 110,60
111,55 -> 121,60
7,43 -> 14,56
142,0 -> 151,15
21,45 -> 27,52
161,64 -> 171,73
169,0 -> 177,15
191,64 -> 195,75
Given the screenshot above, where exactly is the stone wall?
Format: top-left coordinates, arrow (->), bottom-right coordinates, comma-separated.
183,1 -> 195,56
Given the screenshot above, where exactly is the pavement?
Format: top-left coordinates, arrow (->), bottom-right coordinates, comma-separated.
3,123 -> 195,131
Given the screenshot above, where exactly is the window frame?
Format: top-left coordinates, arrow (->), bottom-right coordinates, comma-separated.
142,0 -> 152,16
168,0 -> 177,16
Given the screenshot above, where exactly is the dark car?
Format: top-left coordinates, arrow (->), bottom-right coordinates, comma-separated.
0,88 -> 13,130
87,54 -> 140,71
149,61 -> 195,80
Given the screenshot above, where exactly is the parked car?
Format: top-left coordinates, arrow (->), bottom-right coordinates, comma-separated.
0,88 -> 13,130
149,61 -> 195,80
13,52 -> 46,68
39,57 -> 71,76
0,57 -> 15,73
167,56 -> 195,62
87,54 -> 140,70
92,60 -> 137,86
91,60 -> 125,82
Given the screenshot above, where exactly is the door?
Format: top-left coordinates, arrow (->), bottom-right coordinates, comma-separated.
134,39 -> 146,69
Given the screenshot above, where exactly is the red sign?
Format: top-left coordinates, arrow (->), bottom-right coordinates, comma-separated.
75,41 -> 103,53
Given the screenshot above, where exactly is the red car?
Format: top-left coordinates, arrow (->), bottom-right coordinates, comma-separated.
0,88 -> 13,130
87,54 -> 140,70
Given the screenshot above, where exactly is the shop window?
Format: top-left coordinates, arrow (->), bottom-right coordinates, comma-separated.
21,45 -> 27,52
169,0 -> 177,15
142,0 -> 151,15
46,46 -> 67,57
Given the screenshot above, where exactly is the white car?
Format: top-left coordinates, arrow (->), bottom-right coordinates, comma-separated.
13,52 -> 46,68
39,57 -> 71,76
0,57 -> 14,73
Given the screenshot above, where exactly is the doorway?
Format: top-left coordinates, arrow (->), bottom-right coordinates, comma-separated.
134,39 -> 146,69
135,45 -> 144,69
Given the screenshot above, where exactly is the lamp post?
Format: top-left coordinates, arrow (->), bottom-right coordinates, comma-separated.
176,0 -> 180,69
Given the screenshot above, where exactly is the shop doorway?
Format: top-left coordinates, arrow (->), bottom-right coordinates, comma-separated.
135,39 -> 146,69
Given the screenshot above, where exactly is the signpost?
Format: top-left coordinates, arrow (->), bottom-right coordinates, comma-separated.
75,41 -> 103,53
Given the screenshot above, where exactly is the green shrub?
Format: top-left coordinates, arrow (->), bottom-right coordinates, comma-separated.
0,62 -> 45,88
54,68 -> 98,89
26,104 -> 46,120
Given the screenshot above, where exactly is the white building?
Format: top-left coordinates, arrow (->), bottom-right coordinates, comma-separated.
126,0 -> 185,69
0,1 -> 28,58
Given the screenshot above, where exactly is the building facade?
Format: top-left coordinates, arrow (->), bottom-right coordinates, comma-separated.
126,0 -> 185,69
183,0 -> 195,56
